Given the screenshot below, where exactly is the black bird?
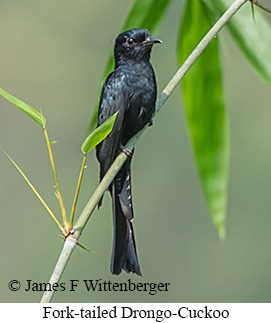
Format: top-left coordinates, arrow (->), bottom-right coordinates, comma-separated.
96,29 -> 161,275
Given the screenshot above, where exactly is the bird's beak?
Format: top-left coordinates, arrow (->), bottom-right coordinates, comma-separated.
142,36 -> 162,46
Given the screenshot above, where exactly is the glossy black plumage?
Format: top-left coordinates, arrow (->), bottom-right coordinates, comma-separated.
96,29 -> 161,275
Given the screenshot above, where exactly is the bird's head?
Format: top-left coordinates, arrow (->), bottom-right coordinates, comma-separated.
114,29 -> 162,66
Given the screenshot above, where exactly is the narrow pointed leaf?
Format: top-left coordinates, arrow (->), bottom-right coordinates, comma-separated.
88,0 -> 172,129
204,0 -> 271,84
0,147 -> 64,234
178,0 -> 229,238
81,111 -> 118,154
76,241 -> 94,253
0,87 -> 46,126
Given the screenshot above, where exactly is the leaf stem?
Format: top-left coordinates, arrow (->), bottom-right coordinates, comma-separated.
43,126 -> 68,230
253,1 -> 271,14
69,154 -> 87,226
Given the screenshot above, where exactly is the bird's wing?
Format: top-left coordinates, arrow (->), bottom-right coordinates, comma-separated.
96,69 -> 127,180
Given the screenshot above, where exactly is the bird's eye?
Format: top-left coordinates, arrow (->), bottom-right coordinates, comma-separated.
127,37 -> 134,45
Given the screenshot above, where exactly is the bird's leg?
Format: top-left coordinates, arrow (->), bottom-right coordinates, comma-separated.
120,144 -> 133,157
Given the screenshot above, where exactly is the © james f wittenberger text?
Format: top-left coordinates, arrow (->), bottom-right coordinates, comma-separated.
11,279 -> 170,296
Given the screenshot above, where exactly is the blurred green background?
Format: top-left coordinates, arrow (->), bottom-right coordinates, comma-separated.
1,0 -> 271,303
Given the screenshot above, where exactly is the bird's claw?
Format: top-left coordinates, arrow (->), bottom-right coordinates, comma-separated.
120,144 -> 133,157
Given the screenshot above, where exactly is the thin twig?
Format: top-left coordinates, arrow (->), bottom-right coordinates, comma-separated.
69,154 -> 87,226
43,126 -> 68,229
40,0 -> 249,303
251,0 -> 271,14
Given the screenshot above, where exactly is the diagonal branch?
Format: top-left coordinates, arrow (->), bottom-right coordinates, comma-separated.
40,0 -> 249,303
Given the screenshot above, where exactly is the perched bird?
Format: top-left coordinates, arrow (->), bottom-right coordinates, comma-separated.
96,29 -> 161,275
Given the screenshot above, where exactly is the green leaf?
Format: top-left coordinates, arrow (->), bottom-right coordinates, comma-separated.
88,0 -> 172,129
204,0 -> 271,85
81,111 -> 118,154
178,0 -> 229,238
0,87 -> 46,127
121,0 -> 172,33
